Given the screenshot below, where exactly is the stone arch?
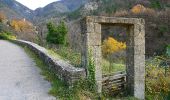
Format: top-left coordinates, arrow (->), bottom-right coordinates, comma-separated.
80,16 -> 145,99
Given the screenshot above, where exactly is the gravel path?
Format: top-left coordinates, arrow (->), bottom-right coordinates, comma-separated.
0,40 -> 56,100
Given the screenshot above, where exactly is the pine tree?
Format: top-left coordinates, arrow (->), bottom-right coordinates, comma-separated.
46,21 -> 68,45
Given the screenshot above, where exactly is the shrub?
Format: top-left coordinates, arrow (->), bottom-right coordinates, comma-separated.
150,0 -> 162,9
46,21 -> 68,45
166,45 -> 170,57
0,32 -> 16,40
131,4 -> 146,14
102,37 -> 126,56
145,57 -> 170,99
10,19 -> 33,32
131,4 -> 156,15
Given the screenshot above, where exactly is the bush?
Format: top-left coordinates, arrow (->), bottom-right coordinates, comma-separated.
102,37 -> 126,56
46,21 -> 68,45
145,57 -> 170,99
166,45 -> 170,57
0,32 -> 16,40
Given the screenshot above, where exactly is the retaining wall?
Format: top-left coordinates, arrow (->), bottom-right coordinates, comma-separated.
13,40 -> 86,85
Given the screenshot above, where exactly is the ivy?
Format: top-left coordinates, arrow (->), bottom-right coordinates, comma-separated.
87,49 -> 96,91
166,45 -> 170,57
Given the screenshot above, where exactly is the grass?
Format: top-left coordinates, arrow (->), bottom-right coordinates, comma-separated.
102,58 -> 125,75
48,45 -> 126,75
0,32 -> 16,40
23,45 -> 138,100
48,46 -> 81,67
145,56 -> 170,100
23,46 -> 98,100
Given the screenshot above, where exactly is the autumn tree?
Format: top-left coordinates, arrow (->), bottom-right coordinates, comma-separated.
102,37 -> 126,56
10,19 -> 33,32
0,12 -> 6,23
131,4 -> 156,15
131,4 -> 146,14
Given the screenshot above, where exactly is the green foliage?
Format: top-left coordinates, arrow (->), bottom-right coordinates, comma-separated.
87,51 -> 96,92
105,5 -> 117,14
166,45 -> 170,57
24,46 -> 98,100
151,0 -> 162,9
145,56 -> 170,99
158,25 -> 168,37
102,58 -> 125,75
46,21 -> 68,45
67,8 -> 81,20
0,32 -> 16,40
48,46 -> 81,67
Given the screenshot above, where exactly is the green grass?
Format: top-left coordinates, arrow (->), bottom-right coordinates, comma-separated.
23,45 -> 138,100
102,58 -> 125,75
48,46 -> 81,67
145,56 -> 170,100
0,32 -> 16,40
23,46 -> 99,100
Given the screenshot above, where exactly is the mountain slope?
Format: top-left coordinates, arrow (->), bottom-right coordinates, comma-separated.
0,0 -> 33,20
34,0 -> 88,17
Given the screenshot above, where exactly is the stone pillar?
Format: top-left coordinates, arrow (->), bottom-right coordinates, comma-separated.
126,19 -> 145,99
80,17 -> 102,93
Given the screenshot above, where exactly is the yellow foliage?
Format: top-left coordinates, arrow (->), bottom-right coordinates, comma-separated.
10,19 -> 33,32
145,57 -> 170,99
131,4 -> 146,14
131,4 -> 156,15
102,37 -> 126,56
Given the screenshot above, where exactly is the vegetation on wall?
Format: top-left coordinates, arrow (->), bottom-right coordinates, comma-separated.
167,45 -> 170,57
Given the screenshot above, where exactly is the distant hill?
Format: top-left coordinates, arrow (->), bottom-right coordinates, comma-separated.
34,0 -> 88,17
0,0 -> 33,20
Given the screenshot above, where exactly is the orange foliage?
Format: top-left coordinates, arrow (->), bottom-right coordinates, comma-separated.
131,4 -> 146,14
10,19 -> 33,32
0,12 -> 6,22
102,37 -> 126,56
131,4 -> 156,15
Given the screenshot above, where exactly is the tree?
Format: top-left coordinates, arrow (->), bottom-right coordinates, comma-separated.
131,4 -> 146,14
0,12 -> 6,23
102,37 -> 126,56
10,19 -> 33,32
46,21 -> 68,45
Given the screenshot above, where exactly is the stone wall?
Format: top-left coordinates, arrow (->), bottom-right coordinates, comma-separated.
13,40 -> 86,85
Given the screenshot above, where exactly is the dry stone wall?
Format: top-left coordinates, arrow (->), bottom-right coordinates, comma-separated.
13,40 -> 86,85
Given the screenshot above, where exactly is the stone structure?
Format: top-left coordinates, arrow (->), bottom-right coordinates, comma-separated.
13,40 -> 86,85
80,16 -> 145,99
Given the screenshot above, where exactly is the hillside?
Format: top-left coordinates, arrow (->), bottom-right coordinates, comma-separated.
0,0 -> 170,56
34,0 -> 87,17
66,0 -> 170,56
0,0 -> 33,20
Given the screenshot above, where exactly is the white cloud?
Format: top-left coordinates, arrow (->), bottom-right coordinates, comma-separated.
15,0 -> 60,10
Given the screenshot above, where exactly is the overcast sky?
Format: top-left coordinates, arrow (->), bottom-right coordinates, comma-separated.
15,0 -> 60,10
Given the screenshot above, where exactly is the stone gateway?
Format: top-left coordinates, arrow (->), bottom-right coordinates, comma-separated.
81,16 -> 145,99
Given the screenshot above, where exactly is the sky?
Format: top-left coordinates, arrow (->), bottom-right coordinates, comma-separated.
15,0 -> 60,10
